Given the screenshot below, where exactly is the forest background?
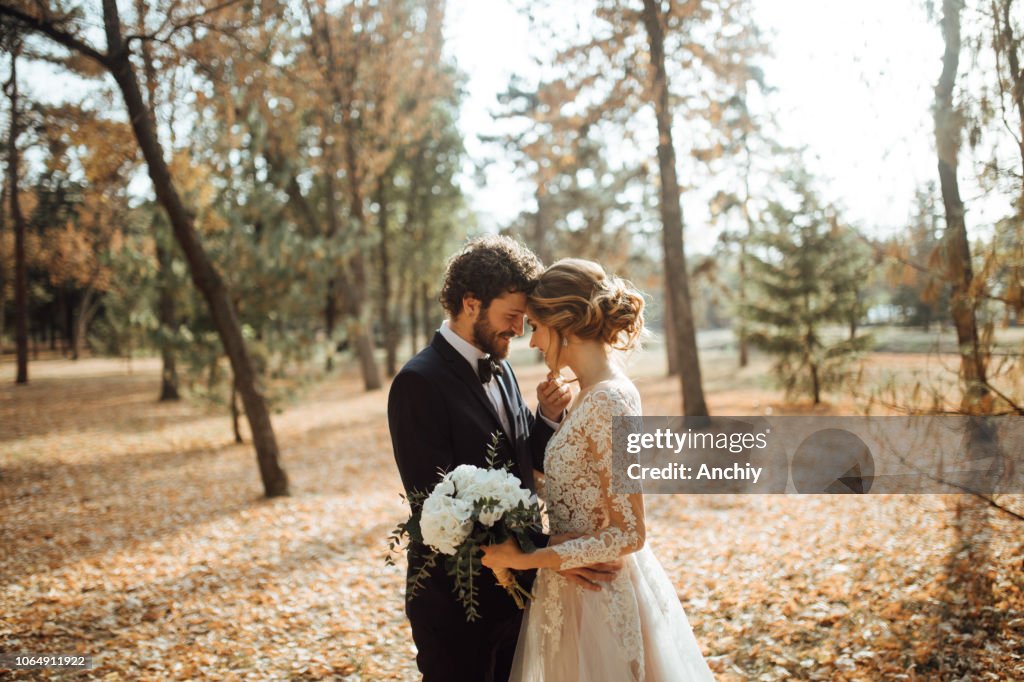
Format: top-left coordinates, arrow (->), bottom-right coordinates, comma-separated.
1,0 -> 1022,679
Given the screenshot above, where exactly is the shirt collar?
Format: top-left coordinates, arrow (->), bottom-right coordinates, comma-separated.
440,319 -> 488,372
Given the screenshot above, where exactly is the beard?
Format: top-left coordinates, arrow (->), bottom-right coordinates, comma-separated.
473,312 -> 513,360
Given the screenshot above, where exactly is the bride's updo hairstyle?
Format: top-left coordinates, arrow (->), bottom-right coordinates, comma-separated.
528,258 -> 646,353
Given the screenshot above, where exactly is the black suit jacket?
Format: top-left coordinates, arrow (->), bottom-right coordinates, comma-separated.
388,331 -> 554,626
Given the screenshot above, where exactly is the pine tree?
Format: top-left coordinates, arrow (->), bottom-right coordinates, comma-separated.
886,184 -> 951,329
741,170 -> 872,404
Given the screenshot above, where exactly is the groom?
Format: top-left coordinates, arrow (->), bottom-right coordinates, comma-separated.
388,236 -> 598,681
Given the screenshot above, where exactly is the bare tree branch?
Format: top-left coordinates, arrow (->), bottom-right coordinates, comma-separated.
123,0 -> 248,49
981,377 -> 1024,415
0,4 -> 109,68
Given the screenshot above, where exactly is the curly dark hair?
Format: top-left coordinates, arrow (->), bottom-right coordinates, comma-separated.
440,235 -> 543,317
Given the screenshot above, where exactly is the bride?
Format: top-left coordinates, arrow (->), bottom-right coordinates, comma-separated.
482,258 -> 716,681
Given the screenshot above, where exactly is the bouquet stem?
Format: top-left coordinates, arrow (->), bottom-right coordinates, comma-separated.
492,567 -> 532,609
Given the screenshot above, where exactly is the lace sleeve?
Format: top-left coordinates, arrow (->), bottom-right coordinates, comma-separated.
549,388 -> 646,570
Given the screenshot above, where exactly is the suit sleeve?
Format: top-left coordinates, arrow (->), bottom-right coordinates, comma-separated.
387,370 -> 453,503
502,362 -> 556,474
488,363 -> 550,551
528,408 -> 555,473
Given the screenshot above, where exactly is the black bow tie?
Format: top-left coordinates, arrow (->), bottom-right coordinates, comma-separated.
477,358 -> 502,384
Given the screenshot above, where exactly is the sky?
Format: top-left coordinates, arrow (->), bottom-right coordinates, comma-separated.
16,0 -> 1006,256
443,0 -> 958,255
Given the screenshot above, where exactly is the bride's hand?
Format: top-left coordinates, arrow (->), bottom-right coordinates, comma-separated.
481,538 -> 526,571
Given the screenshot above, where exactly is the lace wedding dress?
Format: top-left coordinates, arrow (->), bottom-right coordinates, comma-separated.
511,379 -> 716,681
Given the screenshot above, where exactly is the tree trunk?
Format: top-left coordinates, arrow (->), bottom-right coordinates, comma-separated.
993,0 -> 1024,331
6,48 -> 28,385
49,304 -> 58,351
134,0 -> 178,402
319,127 -> 342,374
534,183 -> 551,266
409,280 -> 420,356
72,286 -> 100,360
994,0 -> 1024,179
938,0 -> 999,605
318,126 -> 381,389
156,237 -> 180,401
641,0 -> 708,416
421,281 -> 434,342
327,213 -> 379,390
376,173 -> 398,377
324,283 -> 337,371
342,292 -> 382,390
340,121 -> 382,391
0,274 -> 4,358
124,320 -> 133,374
259,129 -> 340,375
231,380 -> 243,444
810,362 -> 821,405
738,144 -> 754,369
400,146 -> 427,360
272,160 -> 345,375
662,287 -> 680,376
61,290 -> 72,356
0,179 -> 6,354
303,3 -> 381,391
738,241 -> 749,368
394,266 -> 410,365
101,0 -> 287,496
934,0 -> 990,414
160,341 -> 180,401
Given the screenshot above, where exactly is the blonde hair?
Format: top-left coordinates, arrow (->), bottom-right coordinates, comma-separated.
528,258 -> 646,353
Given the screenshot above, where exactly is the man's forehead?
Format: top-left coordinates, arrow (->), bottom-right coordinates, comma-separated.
492,291 -> 527,313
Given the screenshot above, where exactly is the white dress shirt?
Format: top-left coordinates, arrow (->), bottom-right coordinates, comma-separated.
439,320 -> 559,437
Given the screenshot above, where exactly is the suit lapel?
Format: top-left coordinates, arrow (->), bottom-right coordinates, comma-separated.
494,366 -> 517,442
496,360 -> 538,489
430,333 -> 512,446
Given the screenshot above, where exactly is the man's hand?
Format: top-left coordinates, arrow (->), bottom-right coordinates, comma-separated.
558,561 -> 623,591
549,532 -> 624,591
537,373 -> 571,422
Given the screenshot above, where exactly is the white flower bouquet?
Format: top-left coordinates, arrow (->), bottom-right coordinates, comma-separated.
387,434 -> 542,621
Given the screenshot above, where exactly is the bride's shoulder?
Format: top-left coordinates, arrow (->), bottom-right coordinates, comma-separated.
584,376 -> 641,413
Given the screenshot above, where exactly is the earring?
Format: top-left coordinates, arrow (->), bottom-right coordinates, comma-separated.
562,337 -> 568,347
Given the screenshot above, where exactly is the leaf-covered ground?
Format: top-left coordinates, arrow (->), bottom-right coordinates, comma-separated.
1,350 -> 1022,680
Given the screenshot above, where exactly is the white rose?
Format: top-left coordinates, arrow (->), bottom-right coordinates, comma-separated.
420,486 -> 474,555
448,465 -> 496,502
477,505 -> 503,527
